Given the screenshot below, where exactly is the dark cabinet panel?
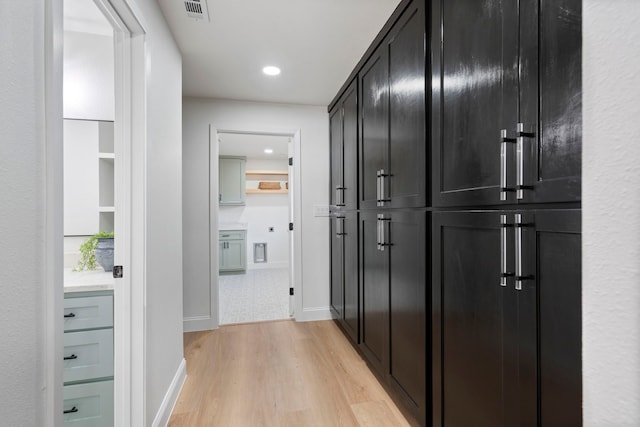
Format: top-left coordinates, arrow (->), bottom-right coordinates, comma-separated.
359,50 -> 389,210
359,210 -> 389,375
360,0 -> 426,210
330,216 -> 344,320
330,212 -> 359,344
343,212 -> 359,341
388,210 -> 428,424
535,210 -> 582,427
432,0 -> 581,207
330,80 -> 358,211
329,106 -> 343,208
432,0 -> 518,207
388,2 -> 427,208
520,0 -> 582,203
343,84 -> 359,210
432,212 -> 511,427
432,210 -> 581,427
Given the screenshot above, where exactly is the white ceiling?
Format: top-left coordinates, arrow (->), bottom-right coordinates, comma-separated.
219,133 -> 289,160
64,0 -> 113,36
157,0 -> 401,106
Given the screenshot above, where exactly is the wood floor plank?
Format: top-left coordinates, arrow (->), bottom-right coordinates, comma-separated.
168,320 -> 410,427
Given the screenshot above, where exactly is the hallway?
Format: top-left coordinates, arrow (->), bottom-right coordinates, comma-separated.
168,320 -> 415,426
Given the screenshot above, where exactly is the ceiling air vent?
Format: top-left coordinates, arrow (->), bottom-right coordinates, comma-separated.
184,0 -> 210,21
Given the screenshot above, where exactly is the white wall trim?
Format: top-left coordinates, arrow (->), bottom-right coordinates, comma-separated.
183,316 -> 217,333
298,306 -> 332,322
151,358 -> 187,427
44,0 -> 64,425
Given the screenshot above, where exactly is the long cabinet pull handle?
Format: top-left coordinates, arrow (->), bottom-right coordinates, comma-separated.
515,214 -> 523,290
376,214 -> 382,251
376,170 -> 381,207
516,123 -> 535,200
336,186 -> 345,207
380,169 -> 386,206
500,215 -> 511,287
64,313 -> 75,318
500,129 -> 516,201
64,354 -> 78,361
64,406 -> 79,414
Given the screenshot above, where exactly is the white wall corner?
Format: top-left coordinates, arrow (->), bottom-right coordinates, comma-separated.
151,358 -> 187,427
297,306 -> 333,322
183,315 -> 217,333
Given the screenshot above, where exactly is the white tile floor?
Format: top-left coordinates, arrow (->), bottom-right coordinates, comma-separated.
218,268 -> 291,325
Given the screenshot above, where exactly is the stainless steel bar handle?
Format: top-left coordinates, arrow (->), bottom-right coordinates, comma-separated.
500,129 -> 517,201
515,214 -> 523,291
335,185 -> 345,207
376,214 -> 382,251
380,169 -> 386,206
379,214 -> 386,251
500,130 -> 508,201
500,215 -> 508,287
376,170 -> 381,207
516,123 -> 524,200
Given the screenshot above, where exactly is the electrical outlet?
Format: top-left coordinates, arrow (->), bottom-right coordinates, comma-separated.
269,227 -> 274,232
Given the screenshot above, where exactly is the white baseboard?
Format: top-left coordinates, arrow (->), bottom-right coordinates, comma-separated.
296,306 -> 332,322
151,357 -> 187,427
183,315 -> 217,332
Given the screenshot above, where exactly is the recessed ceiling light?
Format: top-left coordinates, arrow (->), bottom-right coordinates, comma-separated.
262,66 -> 281,76
264,148 -> 274,154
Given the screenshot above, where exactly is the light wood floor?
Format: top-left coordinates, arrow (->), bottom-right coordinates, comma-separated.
168,319 -> 414,427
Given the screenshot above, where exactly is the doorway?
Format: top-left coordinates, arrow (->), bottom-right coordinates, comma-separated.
214,129 -> 300,325
59,0 -> 145,425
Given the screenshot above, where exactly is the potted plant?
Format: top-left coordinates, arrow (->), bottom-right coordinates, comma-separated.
74,231 -> 115,272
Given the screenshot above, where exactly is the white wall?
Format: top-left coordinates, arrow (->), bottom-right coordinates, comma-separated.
583,2 -> 640,425
0,0 -> 55,424
63,30 -> 115,120
131,0 -> 185,425
183,97 -> 330,327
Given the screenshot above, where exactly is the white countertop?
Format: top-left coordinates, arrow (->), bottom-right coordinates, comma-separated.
219,222 -> 248,231
64,268 -> 114,293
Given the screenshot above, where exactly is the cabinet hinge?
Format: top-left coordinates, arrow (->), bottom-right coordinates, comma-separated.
289,222 -> 294,231
288,157 -> 293,166
289,287 -> 294,296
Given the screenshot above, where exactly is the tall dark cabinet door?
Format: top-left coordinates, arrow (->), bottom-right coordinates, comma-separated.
388,210 -> 428,423
432,212 -> 508,427
387,1 -> 427,209
342,211 -> 359,343
359,48 -> 389,210
330,216 -> 344,320
330,106 -> 344,208
342,81 -> 359,211
431,0 -> 519,207
520,0 -> 582,203
533,210 -> 582,427
359,211 -> 389,376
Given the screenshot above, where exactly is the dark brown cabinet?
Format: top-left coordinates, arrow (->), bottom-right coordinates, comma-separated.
360,209 -> 428,425
432,210 -> 581,427
330,79 -> 359,343
330,212 -> 359,343
330,79 -> 358,211
359,0 -> 426,210
431,0 -> 581,207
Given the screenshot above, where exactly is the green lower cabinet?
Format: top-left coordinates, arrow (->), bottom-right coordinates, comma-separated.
63,291 -> 114,427
219,230 -> 247,272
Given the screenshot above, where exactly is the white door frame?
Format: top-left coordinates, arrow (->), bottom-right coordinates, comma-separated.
210,127 -> 303,327
45,0 -> 147,425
